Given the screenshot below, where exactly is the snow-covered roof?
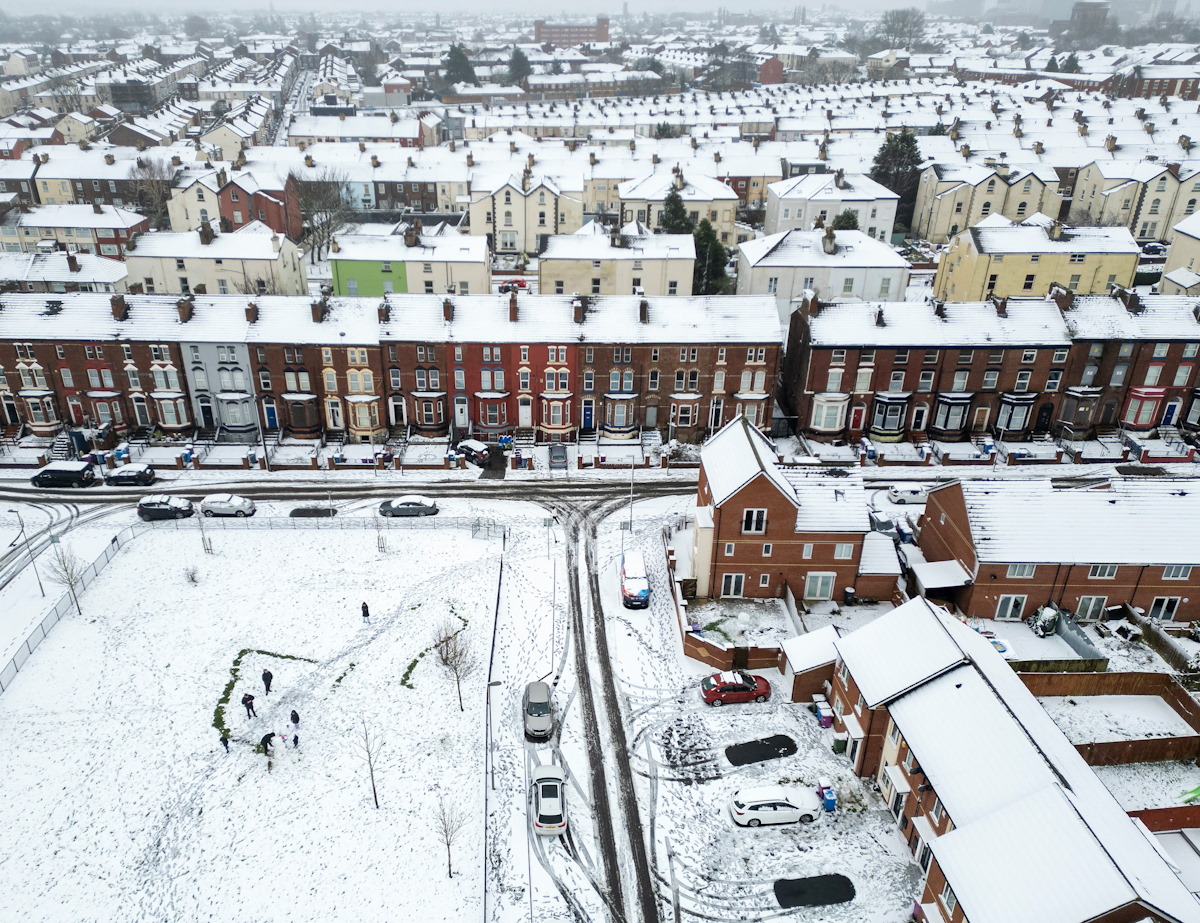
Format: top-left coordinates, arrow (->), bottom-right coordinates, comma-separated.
330,233 -> 488,264
768,172 -> 899,203
969,224 -> 1140,255
951,478 -> 1200,566
834,597 -> 967,708
807,298 -> 1072,347
0,292 -> 780,347
780,625 -> 841,675
3,204 -> 147,230
699,415 -> 797,507
540,230 -> 695,262
739,229 -> 910,269
894,611 -> 1200,923
129,222 -> 283,261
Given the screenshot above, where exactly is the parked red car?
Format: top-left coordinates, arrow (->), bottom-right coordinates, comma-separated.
700,670 -> 771,706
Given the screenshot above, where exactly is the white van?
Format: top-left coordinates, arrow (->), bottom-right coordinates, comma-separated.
620,551 -> 650,609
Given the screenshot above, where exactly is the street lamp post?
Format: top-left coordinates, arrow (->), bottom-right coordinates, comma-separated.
8,509 -> 44,597
486,679 -> 502,790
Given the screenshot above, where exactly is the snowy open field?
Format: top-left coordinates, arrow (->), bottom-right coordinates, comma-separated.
1094,761 -> 1200,811
0,520 -> 507,922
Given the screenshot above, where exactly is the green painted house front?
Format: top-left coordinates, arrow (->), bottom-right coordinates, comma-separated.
329,258 -> 410,296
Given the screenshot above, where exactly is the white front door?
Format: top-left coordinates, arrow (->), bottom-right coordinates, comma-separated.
389,396 -> 406,426
518,397 -> 533,428
327,399 -> 343,430
454,395 -> 469,429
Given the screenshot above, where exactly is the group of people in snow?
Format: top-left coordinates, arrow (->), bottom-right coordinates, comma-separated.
220,666 -> 301,763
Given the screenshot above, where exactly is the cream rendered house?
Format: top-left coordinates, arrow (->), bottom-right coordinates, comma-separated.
933,222 -> 1140,301
764,169 -> 898,241
617,167 -> 739,245
469,173 -> 585,254
913,163 -> 1064,244
125,221 -> 308,296
538,221 -> 695,296
1161,212 -> 1200,295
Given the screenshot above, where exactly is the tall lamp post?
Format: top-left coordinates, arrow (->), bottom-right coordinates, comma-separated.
8,509 -> 44,597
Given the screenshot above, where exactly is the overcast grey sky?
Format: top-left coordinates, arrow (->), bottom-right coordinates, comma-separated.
31,0 -> 922,15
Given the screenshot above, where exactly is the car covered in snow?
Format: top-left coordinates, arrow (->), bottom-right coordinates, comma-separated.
378,495 -> 439,517
728,786 -> 821,826
700,670 -> 771,706
104,463 -> 156,486
199,494 -> 256,517
456,439 -> 492,467
548,444 -> 569,470
137,495 -> 195,521
531,765 -> 567,835
887,487 -> 928,505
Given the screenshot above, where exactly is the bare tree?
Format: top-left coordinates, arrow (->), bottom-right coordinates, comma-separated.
288,166 -> 355,264
46,542 -> 88,614
434,793 -> 467,878
45,72 -> 85,115
875,7 -> 927,49
356,718 -> 384,808
128,157 -> 177,230
433,620 -> 477,712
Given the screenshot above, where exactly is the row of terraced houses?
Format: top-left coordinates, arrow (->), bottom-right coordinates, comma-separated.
0,291 -> 781,445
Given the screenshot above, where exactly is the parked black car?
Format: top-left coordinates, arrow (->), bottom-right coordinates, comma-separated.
456,439 -> 492,467
105,464 -> 156,486
136,495 -> 195,521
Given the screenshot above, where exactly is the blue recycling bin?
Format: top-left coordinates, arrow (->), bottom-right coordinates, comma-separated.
115,448 -> 129,464
823,788 -> 838,812
181,449 -> 193,464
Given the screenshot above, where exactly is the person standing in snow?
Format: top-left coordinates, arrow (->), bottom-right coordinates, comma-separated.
242,692 -> 257,718
260,732 -> 276,755
219,730 -> 230,753
262,668 -> 273,695
362,601 -> 370,624
290,710 -> 300,748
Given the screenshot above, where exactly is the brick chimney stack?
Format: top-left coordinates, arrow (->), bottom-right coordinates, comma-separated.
110,294 -> 128,320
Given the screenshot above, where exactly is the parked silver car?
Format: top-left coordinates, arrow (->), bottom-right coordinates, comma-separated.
200,494 -> 256,517
522,681 -> 553,739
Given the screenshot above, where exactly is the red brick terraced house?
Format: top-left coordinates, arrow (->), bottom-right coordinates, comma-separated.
0,292 -> 781,447
783,288 -> 1200,446
692,415 -> 900,601
823,596 -> 1200,923
914,477 -> 1200,624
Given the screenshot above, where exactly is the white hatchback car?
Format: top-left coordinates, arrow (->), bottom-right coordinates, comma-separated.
728,786 -> 822,826
531,765 -> 567,835
887,487 -> 928,505
199,494 -> 257,517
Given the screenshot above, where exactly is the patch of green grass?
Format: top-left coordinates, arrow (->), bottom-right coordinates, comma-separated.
400,607 -> 469,690
702,619 -> 734,643
213,648 -> 318,731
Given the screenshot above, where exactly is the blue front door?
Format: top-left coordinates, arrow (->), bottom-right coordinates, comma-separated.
264,402 -> 278,428
582,399 -> 594,430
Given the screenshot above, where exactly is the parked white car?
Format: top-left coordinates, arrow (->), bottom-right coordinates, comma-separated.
887,487 -> 928,505
728,786 -> 822,826
531,765 -> 567,835
199,494 -> 257,517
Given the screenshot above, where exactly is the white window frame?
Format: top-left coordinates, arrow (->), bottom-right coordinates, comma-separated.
1007,563 -> 1036,578
996,594 -> 1027,621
